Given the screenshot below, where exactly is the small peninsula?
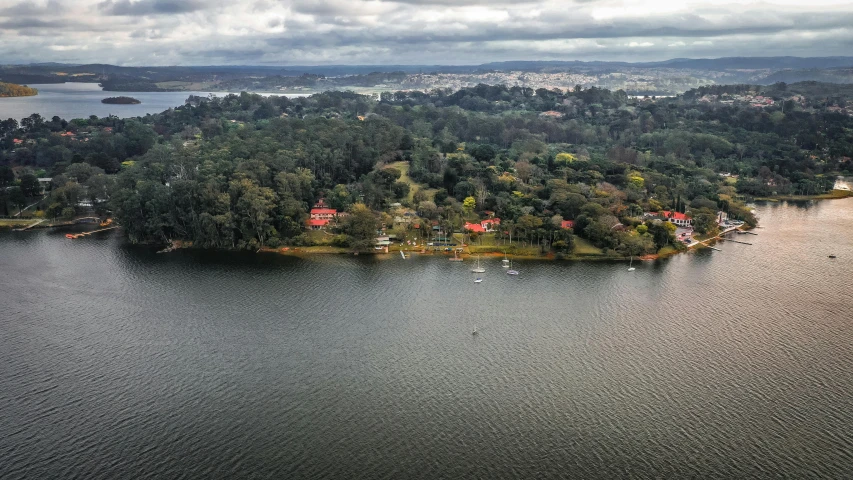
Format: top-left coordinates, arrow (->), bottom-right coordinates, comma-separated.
0,82 -> 38,97
101,96 -> 141,104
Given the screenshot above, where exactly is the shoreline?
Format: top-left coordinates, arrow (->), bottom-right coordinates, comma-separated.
256,244 -> 681,262
754,189 -> 852,202
7,220 -> 733,262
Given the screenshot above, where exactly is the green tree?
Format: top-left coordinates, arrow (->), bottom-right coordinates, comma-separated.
231,178 -> 278,248
8,187 -> 26,214
19,173 -> 41,197
691,210 -> 718,235
462,196 -> 476,211
344,203 -> 379,251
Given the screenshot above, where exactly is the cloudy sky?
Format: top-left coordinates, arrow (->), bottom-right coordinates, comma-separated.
2,0 -> 853,66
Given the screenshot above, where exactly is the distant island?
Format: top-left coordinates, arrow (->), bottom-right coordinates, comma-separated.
0,82 -> 38,97
101,96 -> 141,104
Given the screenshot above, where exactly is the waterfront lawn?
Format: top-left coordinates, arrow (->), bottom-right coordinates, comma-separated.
305,230 -> 334,245
572,237 -> 604,257
756,189 -> 853,202
0,219 -> 36,228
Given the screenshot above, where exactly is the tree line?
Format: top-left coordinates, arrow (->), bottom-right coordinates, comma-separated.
1,82 -> 850,255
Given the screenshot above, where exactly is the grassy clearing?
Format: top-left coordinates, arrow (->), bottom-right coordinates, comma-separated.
387,161 -> 436,202
573,237 -> 604,256
756,189 -> 853,202
305,230 -> 336,245
0,219 -> 37,228
458,232 -> 606,258
657,245 -> 679,257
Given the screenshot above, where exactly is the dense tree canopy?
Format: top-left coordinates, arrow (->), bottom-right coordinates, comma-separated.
0,82 -> 38,97
2,82 -> 850,254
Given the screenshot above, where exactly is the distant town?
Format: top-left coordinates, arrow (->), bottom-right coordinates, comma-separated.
3,57 -> 853,96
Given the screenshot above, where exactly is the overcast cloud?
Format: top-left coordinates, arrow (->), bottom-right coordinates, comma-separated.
1,0 -> 852,65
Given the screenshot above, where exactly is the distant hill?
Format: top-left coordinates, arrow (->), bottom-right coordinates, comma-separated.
5,56 -> 853,77
478,57 -> 853,72
757,68 -> 853,85
0,81 -> 37,97
639,56 -> 853,70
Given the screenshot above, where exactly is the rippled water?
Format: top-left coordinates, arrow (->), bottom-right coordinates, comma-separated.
2,200 -> 852,479
0,83 -> 309,122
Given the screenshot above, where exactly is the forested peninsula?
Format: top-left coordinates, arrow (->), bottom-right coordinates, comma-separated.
1,82 -> 851,257
0,82 -> 38,97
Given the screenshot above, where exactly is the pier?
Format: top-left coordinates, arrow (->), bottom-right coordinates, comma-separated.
689,226 -> 755,251
65,226 -> 119,239
721,237 -> 752,245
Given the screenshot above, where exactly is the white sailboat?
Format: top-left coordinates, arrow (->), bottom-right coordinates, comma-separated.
506,259 -> 519,275
471,254 -> 485,273
502,252 -> 510,268
628,256 -> 635,271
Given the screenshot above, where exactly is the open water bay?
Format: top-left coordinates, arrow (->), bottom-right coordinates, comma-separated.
1,200 -> 852,478
0,83 -> 308,122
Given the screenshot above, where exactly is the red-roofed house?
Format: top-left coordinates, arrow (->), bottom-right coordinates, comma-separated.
13,138 -> 23,145
561,220 -> 574,229
310,208 -> 337,220
464,222 -> 486,233
307,219 -> 328,230
480,218 -> 501,231
646,210 -> 692,227
308,208 -> 338,230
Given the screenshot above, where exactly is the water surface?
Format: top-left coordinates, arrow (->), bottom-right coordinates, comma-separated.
1,200 -> 852,478
0,83 -> 309,122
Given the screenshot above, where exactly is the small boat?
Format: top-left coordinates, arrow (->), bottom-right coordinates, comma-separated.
506,259 -> 519,275
65,233 -> 75,239
400,251 -> 407,259
474,277 -> 483,283
471,255 -> 485,273
472,327 -> 478,335
628,256 -> 636,272
828,255 -> 837,259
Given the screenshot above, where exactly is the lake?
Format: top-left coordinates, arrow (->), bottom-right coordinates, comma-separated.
1,200 -> 852,479
0,83 -> 310,122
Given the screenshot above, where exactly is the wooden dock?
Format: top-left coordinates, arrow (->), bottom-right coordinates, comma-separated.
66,226 -> 119,239
690,225 -> 756,252
720,236 -> 752,245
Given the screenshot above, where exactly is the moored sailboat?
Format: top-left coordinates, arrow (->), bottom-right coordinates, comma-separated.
471,255 -> 485,273
506,259 -> 519,275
